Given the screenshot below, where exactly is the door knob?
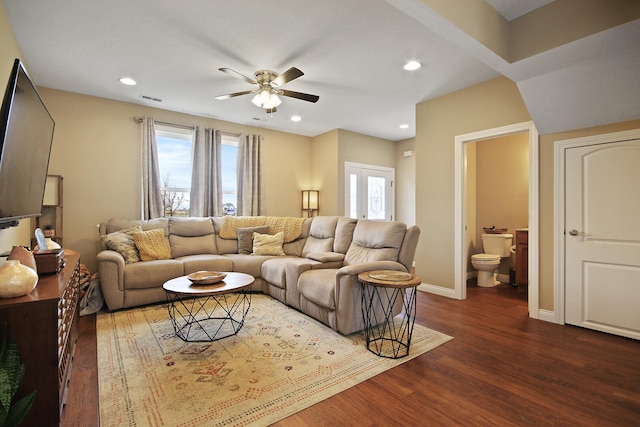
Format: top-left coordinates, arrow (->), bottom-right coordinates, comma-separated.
568,229 -> 579,236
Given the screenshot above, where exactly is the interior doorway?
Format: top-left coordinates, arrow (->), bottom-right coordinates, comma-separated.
466,132 -> 529,291
454,121 -> 540,319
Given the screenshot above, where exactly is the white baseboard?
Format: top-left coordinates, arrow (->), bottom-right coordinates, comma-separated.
417,283 -> 459,299
537,309 -> 561,324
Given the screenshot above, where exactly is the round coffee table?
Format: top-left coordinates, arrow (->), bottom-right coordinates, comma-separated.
163,272 -> 254,342
357,270 -> 421,359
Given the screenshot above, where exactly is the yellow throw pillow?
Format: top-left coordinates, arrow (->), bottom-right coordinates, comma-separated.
133,228 -> 171,261
252,232 -> 285,256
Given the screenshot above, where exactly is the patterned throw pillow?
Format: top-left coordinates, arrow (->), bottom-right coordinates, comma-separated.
101,227 -> 142,264
237,226 -> 270,254
252,232 -> 285,256
133,228 -> 171,261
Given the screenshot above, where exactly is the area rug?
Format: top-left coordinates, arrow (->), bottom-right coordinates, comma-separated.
97,294 -> 452,427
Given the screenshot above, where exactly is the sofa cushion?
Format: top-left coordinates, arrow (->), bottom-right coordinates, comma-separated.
334,217 -> 358,254
133,228 -> 171,261
101,226 -> 142,264
253,232 -> 286,256
123,259 -> 184,290
261,257 -> 319,289
170,235 -> 217,258
301,236 -> 334,256
224,254 -> 277,277
178,254 -> 233,274
301,216 -> 339,257
309,216 -> 339,238
298,268 -> 338,309
168,217 -> 217,257
168,216 -> 213,236
344,220 -> 406,266
237,226 -> 269,255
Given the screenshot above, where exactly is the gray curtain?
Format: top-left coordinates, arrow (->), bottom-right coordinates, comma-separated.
190,127 -> 222,216
237,134 -> 265,216
141,117 -> 163,219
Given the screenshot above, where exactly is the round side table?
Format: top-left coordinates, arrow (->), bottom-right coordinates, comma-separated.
358,270 -> 421,359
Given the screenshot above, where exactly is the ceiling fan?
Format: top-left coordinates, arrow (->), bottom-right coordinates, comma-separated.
215,67 -> 319,113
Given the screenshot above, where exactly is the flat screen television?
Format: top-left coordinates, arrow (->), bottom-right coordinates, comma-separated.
0,58 -> 55,229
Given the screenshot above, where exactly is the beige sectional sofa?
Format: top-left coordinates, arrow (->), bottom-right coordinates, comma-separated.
97,215 -> 420,335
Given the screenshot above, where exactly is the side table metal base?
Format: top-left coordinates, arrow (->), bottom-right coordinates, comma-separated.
166,292 -> 251,342
361,283 -> 417,359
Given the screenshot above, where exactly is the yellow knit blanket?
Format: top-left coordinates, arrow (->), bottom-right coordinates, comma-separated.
220,216 -> 305,243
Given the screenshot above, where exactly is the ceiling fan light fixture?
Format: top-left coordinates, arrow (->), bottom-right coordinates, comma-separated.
252,88 -> 281,109
268,93 -> 282,108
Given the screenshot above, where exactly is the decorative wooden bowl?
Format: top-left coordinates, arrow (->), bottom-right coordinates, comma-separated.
187,271 -> 227,285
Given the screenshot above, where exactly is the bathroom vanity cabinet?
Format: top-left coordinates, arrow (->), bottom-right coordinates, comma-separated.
515,229 -> 528,286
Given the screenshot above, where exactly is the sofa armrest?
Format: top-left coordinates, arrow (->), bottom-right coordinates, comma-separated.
306,252 -> 345,263
96,249 -> 126,310
334,261 -> 406,305
336,261 -> 407,280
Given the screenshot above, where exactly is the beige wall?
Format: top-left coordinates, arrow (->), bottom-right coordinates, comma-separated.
311,130 -> 339,216
472,132 -> 529,276
395,138 -> 416,225
415,77 -> 531,289
0,4 -> 30,252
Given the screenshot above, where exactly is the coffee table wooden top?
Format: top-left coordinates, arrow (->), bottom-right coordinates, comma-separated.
163,272 -> 254,295
358,270 -> 421,289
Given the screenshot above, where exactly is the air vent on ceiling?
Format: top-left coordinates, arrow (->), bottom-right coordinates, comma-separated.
140,95 -> 162,102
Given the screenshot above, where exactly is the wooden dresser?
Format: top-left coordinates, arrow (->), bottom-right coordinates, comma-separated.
0,250 -> 80,427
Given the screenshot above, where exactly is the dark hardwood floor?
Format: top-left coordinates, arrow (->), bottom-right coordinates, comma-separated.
61,283 -> 640,426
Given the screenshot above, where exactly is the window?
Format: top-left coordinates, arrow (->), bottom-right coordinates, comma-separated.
154,125 -> 239,217
220,134 -> 239,215
155,125 -> 193,217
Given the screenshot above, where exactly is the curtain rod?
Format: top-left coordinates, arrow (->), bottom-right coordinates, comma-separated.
133,116 -> 195,130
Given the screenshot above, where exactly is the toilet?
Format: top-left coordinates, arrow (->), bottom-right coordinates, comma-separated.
471,233 -> 513,287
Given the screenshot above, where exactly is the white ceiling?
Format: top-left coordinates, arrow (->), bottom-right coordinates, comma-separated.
4,0 -> 640,140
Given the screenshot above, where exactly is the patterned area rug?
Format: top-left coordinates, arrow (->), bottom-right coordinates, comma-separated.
97,293 -> 452,426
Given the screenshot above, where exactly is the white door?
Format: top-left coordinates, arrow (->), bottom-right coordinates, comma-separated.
345,162 -> 394,220
565,138 -> 640,339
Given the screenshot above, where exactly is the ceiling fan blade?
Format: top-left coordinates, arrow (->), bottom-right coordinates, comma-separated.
214,90 -> 255,100
272,67 -> 304,87
218,68 -> 257,85
279,89 -> 319,103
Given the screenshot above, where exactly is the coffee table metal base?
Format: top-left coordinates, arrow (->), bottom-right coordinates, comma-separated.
166,292 -> 251,342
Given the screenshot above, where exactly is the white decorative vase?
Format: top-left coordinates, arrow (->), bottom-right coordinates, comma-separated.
0,260 -> 39,298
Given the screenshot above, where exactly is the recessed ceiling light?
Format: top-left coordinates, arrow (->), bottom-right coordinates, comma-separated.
399,124 -> 409,129
291,115 -> 302,122
119,77 -> 137,86
403,61 -> 421,71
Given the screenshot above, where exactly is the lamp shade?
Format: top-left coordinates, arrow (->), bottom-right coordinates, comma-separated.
302,190 -> 319,216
